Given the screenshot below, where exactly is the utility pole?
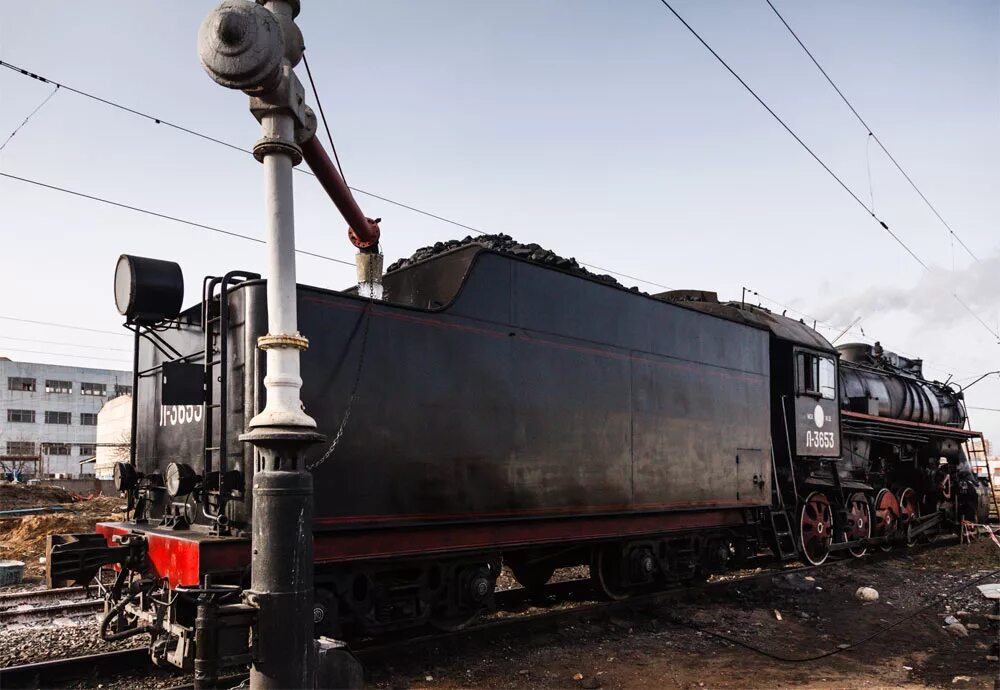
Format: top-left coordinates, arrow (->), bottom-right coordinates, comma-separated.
198,1 -> 323,687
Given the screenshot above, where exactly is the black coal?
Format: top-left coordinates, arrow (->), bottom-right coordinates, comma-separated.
386,234 -> 637,290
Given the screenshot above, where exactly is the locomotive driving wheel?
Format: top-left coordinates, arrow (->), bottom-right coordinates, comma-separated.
897,487 -> 919,546
844,492 -> 872,558
799,491 -> 833,565
873,488 -> 901,551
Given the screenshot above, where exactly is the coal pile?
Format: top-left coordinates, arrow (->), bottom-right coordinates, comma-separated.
386,234 -> 636,290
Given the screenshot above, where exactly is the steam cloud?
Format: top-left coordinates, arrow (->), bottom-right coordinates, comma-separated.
819,252 -> 1000,338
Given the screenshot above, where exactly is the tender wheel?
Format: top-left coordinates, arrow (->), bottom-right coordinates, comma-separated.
897,487 -> 919,546
509,561 -> 556,594
591,546 -> 630,600
799,491 -> 833,565
844,492 -> 872,558
873,488 -> 900,551
430,564 -> 494,631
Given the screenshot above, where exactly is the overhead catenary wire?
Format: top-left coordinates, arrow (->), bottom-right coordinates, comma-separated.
0,172 -> 355,268
0,59 -> 672,292
763,0 -> 980,263
0,314 -> 129,337
0,345 -> 131,364
2,56 -> 993,350
653,1 -> 1000,344
0,334 -> 131,351
652,0 -> 930,271
0,82 -> 59,153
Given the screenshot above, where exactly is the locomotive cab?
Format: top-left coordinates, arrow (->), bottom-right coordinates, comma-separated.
790,348 -> 841,458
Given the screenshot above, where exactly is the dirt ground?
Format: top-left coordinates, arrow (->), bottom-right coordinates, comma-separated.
2,485 -> 996,689
367,538 -> 1000,690
0,483 -> 124,581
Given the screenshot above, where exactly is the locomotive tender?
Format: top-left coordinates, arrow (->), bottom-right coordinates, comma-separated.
47,238 -> 988,675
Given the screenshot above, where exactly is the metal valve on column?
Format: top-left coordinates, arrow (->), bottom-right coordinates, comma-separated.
198,0 -> 384,295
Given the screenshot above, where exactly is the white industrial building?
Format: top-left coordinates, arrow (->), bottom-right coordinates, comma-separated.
0,358 -> 132,477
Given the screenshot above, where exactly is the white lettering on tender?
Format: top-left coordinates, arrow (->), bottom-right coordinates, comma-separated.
159,405 -> 204,427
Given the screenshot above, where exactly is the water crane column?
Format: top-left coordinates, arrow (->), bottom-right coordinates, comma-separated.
198,1 -> 323,687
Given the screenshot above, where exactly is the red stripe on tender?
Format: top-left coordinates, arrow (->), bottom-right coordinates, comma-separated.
97,508 -> 748,581
315,499 -> 763,526
314,509 -> 746,562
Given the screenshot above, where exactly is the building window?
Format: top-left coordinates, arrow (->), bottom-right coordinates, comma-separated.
78,444 -> 96,456
80,412 -> 98,426
45,380 -> 73,394
8,377 -> 36,392
7,409 -> 36,423
44,411 -> 72,425
41,443 -> 71,456
81,382 -> 107,397
114,384 -> 133,397
6,441 -> 35,456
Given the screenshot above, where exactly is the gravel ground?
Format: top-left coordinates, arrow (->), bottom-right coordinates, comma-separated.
0,617 -> 146,667
3,536 -> 997,689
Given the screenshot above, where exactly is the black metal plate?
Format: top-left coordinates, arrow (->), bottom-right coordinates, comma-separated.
161,361 -> 203,405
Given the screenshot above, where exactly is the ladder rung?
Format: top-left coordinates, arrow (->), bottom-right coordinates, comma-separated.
205,447 -> 221,451
206,403 -> 221,409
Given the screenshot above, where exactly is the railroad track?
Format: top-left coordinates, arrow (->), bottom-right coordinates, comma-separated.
0,586 -> 103,625
0,536 -> 963,689
0,648 -> 150,689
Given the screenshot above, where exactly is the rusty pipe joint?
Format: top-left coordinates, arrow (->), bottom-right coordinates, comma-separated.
349,221 -> 381,251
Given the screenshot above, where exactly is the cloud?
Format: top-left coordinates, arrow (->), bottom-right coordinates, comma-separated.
819,253 -> 1000,340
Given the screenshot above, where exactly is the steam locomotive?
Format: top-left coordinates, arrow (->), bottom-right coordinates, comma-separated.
47,237 -> 990,675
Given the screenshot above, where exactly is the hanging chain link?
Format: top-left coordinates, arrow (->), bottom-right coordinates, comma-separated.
307,286 -> 375,471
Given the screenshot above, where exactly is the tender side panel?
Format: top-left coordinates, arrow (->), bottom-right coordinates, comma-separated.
290,251 -> 772,529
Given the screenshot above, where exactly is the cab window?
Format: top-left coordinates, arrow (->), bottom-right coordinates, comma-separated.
797,352 -> 836,400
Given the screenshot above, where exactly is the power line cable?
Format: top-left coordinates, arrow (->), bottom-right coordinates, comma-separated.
301,51 -> 346,183
0,346 -> 131,364
763,0 -> 980,263
0,59 -> 671,292
652,0 -> 930,269
0,334 -> 131,351
653,2 -> 1000,342
0,83 -> 59,153
0,172 -> 355,268
0,314 -> 128,337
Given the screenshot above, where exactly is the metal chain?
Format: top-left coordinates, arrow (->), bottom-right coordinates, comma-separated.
307,286 -> 375,471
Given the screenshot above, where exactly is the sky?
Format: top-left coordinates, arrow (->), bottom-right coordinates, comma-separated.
1,2 -> 998,438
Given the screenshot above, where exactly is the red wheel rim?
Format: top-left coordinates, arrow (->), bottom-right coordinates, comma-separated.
897,487 -> 920,546
799,491 -> 833,565
845,492 -> 871,558
873,488 -> 900,550
897,488 -> 919,523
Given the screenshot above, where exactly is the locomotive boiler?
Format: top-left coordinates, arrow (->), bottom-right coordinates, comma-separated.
45,237 -> 985,677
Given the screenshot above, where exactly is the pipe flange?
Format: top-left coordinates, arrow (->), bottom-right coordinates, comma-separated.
253,137 -> 302,165
257,333 -> 309,351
